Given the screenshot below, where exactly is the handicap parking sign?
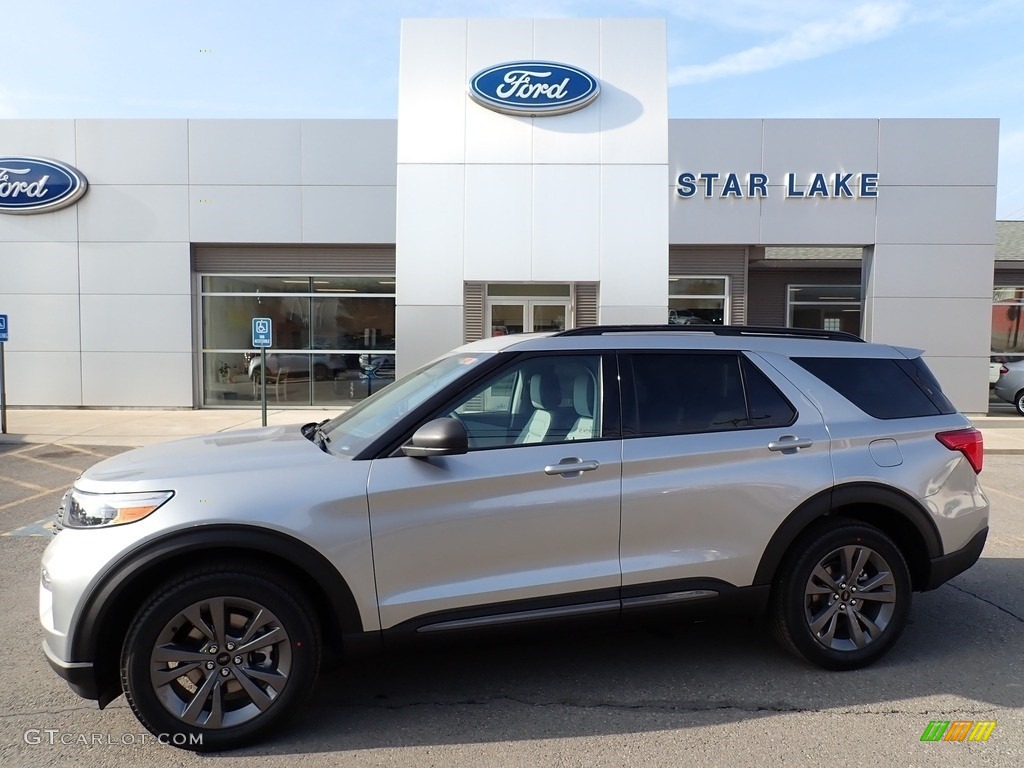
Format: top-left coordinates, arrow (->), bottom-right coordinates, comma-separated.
252,317 -> 272,348
0,314 -> 7,343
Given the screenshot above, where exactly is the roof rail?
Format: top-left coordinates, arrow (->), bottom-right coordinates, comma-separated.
555,324 -> 865,342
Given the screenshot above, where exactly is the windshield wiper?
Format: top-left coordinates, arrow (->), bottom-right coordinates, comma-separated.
301,419 -> 332,453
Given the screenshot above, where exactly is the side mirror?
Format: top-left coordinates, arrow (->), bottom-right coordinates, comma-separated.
402,418 -> 469,458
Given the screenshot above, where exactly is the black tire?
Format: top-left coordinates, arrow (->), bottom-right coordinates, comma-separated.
1015,390 -> 1024,417
771,519 -> 911,670
120,564 -> 321,752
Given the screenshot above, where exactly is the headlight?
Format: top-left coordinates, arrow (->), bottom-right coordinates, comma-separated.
64,489 -> 174,529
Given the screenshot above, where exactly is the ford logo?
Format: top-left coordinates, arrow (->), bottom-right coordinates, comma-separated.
468,61 -> 600,117
0,156 -> 88,214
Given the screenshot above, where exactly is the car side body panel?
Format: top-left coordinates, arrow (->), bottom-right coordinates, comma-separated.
618,354 -> 833,589
366,440 -> 623,629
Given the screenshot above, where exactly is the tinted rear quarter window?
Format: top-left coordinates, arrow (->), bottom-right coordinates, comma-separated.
628,353 -> 795,435
742,356 -> 797,428
793,356 -> 954,419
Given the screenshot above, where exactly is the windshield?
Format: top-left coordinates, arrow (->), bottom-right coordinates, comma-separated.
321,352 -> 491,457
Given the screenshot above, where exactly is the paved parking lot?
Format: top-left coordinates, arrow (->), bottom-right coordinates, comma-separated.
1,443 -> 1021,767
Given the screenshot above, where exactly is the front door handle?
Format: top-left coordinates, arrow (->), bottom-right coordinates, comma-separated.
544,458 -> 600,476
768,436 -> 814,453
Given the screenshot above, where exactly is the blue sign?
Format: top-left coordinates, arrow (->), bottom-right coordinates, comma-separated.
0,157 -> 88,214
0,314 -> 7,343
252,317 -> 272,348
468,61 -> 600,116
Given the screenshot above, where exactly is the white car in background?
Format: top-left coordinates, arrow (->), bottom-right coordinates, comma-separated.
993,359 -> 1024,415
989,360 -> 1003,386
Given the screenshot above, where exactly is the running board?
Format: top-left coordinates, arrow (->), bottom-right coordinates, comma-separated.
417,600 -> 619,633
622,589 -> 719,609
415,590 -> 720,634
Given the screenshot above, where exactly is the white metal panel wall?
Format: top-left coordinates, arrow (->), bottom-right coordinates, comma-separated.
865,119 -> 999,413
396,18 -> 669,375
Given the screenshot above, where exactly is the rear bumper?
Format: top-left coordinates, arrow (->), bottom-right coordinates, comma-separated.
923,527 -> 988,591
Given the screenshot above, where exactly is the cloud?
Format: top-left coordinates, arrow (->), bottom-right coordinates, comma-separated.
668,2 -> 908,85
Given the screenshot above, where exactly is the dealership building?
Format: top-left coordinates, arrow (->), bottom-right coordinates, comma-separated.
0,18 -> 1018,414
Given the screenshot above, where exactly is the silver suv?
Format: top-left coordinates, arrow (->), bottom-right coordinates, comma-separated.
40,326 -> 989,751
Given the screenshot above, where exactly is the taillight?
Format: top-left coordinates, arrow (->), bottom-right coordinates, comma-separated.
1000,365 -> 1008,376
936,428 -> 984,473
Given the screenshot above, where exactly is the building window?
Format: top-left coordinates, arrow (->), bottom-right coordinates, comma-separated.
787,285 -> 861,335
993,286 -> 1024,361
668,277 -> 727,325
200,275 -> 395,407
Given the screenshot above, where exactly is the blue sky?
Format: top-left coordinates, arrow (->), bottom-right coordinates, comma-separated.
5,0 -> 1022,218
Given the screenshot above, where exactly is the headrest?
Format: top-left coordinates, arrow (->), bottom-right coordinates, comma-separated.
573,374 -> 594,417
529,373 -> 562,409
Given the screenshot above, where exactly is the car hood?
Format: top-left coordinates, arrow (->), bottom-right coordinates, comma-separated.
75,425 -> 335,491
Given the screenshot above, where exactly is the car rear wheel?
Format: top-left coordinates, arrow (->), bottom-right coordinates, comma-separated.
771,520 -> 911,670
1015,390 -> 1024,416
120,564 -> 320,751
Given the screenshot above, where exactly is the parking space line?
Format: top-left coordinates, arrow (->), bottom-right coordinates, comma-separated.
986,535 -> 1024,546
8,451 -> 87,475
0,486 -> 64,513
1,443 -> 48,457
54,443 -> 117,460
2,517 -> 56,537
982,485 -> 1024,505
0,475 -> 50,492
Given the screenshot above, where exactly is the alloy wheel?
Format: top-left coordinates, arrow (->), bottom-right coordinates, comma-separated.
148,596 -> 293,729
803,544 -> 897,652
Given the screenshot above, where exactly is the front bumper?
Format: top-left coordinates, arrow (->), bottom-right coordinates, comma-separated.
43,640 -> 101,702
923,526 -> 988,591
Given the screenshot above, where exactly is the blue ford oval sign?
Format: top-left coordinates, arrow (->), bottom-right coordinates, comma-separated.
468,61 -> 600,116
0,157 -> 88,214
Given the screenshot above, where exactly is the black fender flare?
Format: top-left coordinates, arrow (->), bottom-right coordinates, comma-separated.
69,524 -> 365,663
753,483 -> 943,586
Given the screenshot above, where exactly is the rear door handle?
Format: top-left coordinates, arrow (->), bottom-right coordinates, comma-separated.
768,436 -> 814,452
544,458 -> 600,476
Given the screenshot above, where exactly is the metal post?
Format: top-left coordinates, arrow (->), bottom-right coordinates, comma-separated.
0,342 -> 6,434
260,347 -> 267,427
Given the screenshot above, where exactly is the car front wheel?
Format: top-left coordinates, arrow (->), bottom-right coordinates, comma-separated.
771,520 -> 911,670
120,564 -> 321,751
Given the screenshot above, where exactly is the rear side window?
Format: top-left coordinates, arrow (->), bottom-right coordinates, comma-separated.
793,357 -> 954,419
627,353 -> 795,436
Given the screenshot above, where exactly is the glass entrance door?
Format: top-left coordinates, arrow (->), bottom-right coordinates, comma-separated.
531,303 -> 568,333
489,303 -> 526,336
487,300 -> 569,336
